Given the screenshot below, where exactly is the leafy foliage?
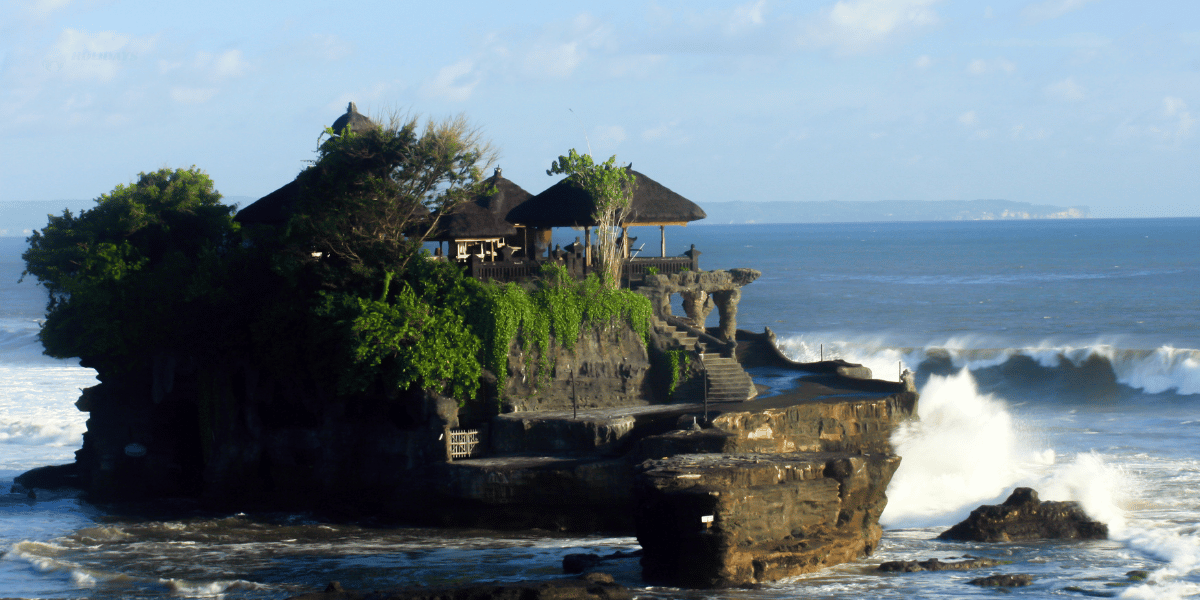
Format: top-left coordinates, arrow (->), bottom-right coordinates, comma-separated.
546,149 -> 637,288
467,264 -> 653,397
282,114 -> 495,295
21,167 -> 238,370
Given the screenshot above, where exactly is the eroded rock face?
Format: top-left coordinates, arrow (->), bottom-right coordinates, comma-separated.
502,323 -> 652,412
633,393 -> 917,460
634,452 -> 901,588
938,487 -> 1108,542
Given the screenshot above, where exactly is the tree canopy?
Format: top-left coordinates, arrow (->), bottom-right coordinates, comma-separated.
22,167 -> 238,370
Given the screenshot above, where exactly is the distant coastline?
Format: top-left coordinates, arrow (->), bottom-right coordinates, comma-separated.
694,199 -> 1089,225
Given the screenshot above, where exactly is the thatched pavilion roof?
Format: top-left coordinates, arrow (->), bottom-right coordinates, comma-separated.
428,168 -> 531,240
505,169 -> 706,228
235,178 -> 299,226
235,177 -> 431,227
331,102 -> 375,135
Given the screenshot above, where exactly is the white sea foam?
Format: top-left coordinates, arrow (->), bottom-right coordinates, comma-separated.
880,368 -> 1054,526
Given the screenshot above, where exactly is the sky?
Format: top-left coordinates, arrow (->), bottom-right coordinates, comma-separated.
1,0 -> 1198,218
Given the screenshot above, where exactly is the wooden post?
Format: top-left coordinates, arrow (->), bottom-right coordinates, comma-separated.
622,226 -> 630,258
660,225 -> 666,257
584,227 -> 591,271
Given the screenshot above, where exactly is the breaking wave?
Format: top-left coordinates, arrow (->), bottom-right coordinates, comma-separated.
775,333 -> 1200,397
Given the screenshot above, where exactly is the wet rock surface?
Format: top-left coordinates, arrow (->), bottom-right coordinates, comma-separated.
285,573 -> 631,600
562,550 -> 642,574
968,574 -> 1034,587
938,487 -> 1108,542
877,557 -> 1005,572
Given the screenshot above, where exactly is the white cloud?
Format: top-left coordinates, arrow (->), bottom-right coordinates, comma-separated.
327,81 -> 404,114
519,13 -> 612,78
1045,77 -> 1085,102
420,59 -> 480,102
44,29 -> 152,83
523,41 -> 585,79
806,0 -> 944,54
914,54 -> 932,69
156,59 -> 183,74
1116,96 -> 1196,144
27,0 -> 71,18
170,86 -> 218,104
194,49 -> 249,79
725,0 -> 768,35
1021,0 -> 1100,24
1010,124 -> 1048,140
594,125 -> 627,147
958,110 -> 978,126
307,34 -> 353,63
1163,96 -> 1196,138
967,57 -> 1016,75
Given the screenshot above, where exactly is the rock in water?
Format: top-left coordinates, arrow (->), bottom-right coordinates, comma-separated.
877,557 -> 1004,572
938,487 -> 1108,542
969,574 -> 1034,587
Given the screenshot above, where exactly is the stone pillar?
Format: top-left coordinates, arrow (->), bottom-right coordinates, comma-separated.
681,290 -> 713,328
711,288 -> 740,342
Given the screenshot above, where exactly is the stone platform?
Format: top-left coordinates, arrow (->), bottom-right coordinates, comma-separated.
428,373 -> 917,587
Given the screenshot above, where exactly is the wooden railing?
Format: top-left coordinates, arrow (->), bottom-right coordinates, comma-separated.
461,247 -> 700,284
448,429 -> 480,459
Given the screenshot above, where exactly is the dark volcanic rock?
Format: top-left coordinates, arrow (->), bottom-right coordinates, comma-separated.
938,488 -> 1108,542
284,574 -> 631,600
14,463 -> 80,491
968,574 -> 1034,587
562,550 -> 641,574
877,557 -> 1004,572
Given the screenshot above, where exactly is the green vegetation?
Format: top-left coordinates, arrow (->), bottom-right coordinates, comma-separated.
665,348 -> 690,397
21,167 -> 239,372
546,149 -> 636,288
469,263 -> 652,398
22,122 -> 655,414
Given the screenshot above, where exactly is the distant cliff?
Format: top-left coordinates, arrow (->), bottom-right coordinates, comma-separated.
696,200 -> 1088,224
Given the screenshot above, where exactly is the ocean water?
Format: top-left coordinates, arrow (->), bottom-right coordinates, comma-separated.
3,219 -> 1200,599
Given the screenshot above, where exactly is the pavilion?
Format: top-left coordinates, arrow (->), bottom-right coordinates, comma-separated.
504,168 -> 707,268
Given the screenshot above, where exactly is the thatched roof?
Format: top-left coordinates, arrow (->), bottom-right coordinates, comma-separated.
331,102 -> 375,135
235,179 -> 299,226
506,169 -> 706,228
428,168 -> 532,240
235,176 -> 431,227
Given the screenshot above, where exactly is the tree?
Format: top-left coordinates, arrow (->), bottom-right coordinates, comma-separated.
21,167 -> 239,370
546,149 -> 637,288
283,112 -> 496,294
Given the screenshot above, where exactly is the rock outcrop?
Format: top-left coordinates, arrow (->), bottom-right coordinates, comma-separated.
938,487 -> 1108,542
634,452 -> 900,588
877,557 -> 1005,572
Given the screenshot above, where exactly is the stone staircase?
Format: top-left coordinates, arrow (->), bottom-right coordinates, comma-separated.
655,317 -> 756,402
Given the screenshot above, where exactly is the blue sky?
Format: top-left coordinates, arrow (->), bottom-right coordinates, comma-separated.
1,0 -> 1197,218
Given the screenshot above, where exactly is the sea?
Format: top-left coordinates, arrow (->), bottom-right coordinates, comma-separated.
2,218 -> 1199,599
